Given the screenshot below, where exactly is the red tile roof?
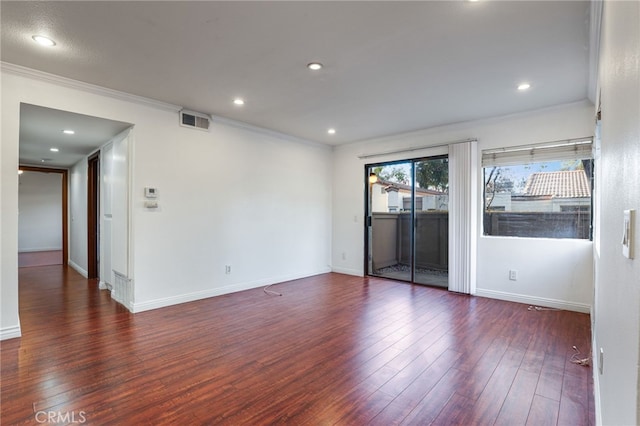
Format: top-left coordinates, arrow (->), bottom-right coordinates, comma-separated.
523,170 -> 591,198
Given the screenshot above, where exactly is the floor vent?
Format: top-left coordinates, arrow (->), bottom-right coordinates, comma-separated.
113,271 -> 132,309
180,110 -> 210,131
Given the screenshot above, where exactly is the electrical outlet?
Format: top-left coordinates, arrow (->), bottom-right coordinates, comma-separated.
599,347 -> 604,375
509,270 -> 518,281
225,265 -> 231,275
342,252 -> 346,260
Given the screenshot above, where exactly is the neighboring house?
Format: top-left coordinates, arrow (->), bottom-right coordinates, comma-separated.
372,179 -> 448,213
487,170 -> 591,212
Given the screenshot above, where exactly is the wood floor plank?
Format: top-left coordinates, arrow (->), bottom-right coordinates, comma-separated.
526,394 -> 560,426
456,347 -> 526,425
429,392 -> 475,426
1,266 -> 594,425
536,352 -> 566,401
453,336 -> 509,400
372,351 -> 465,425
558,369 -> 591,426
494,369 -> 540,425
399,367 -> 468,425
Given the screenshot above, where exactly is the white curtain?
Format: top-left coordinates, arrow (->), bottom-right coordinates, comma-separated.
448,141 -> 478,294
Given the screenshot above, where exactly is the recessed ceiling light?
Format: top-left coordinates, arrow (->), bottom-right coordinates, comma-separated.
32,35 -> 56,47
50,148 -> 59,152
327,128 -> 336,135
307,62 -> 323,71
517,83 -> 531,91
18,170 -> 24,175
41,158 -> 52,163
233,98 -> 245,106
63,129 -> 75,134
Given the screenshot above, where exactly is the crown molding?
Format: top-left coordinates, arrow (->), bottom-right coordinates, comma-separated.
211,114 -> 330,150
1,61 -> 328,149
344,99 -> 593,150
1,62 -> 181,113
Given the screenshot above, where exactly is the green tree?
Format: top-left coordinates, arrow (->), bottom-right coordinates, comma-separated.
415,158 -> 448,191
373,166 -> 409,184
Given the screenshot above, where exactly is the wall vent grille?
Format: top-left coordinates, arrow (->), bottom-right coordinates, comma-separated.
179,110 -> 210,131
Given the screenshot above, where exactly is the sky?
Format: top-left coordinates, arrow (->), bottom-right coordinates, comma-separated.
372,159 -> 579,193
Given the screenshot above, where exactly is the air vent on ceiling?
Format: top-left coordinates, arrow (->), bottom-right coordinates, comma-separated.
179,110 -> 210,131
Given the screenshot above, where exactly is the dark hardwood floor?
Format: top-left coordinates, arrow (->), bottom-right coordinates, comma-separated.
1,266 -> 594,425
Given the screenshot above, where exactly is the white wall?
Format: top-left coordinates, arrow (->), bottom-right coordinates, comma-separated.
332,101 -> 594,312
131,119 -> 332,310
1,69 -> 21,339
1,67 -> 332,338
18,171 -> 62,252
69,158 -> 88,276
593,1 -> 640,424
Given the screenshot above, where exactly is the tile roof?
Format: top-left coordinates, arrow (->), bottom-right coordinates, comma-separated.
523,170 -> 591,198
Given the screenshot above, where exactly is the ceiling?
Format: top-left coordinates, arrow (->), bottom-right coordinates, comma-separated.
19,104 -> 131,168
2,1 -> 591,146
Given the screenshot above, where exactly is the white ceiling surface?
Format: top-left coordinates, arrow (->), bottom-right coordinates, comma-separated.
19,104 -> 131,168
2,1 -> 591,145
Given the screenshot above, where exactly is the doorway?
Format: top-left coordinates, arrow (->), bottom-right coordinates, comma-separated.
87,152 -> 100,279
17,166 -> 68,268
365,156 -> 449,287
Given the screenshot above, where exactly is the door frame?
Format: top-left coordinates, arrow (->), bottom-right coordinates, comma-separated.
364,154 -> 449,285
364,159 -> 415,281
18,165 -> 68,266
87,152 -> 100,279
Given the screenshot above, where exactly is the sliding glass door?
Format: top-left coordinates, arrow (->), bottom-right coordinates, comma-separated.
367,161 -> 413,282
413,157 -> 449,286
366,156 -> 449,287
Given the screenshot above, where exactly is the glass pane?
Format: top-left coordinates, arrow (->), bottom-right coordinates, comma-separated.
368,162 -> 412,281
483,159 -> 592,239
413,157 -> 449,287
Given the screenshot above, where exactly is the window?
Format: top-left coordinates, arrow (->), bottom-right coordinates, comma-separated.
482,139 -> 593,239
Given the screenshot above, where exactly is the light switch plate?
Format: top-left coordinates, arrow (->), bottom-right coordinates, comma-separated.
622,209 -> 635,259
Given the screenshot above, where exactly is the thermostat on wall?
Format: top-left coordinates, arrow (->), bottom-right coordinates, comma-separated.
144,187 -> 158,198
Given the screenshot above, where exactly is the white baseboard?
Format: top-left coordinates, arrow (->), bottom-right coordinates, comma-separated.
131,267 -> 331,313
111,291 -> 132,311
0,325 -> 22,340
331,266 -> 364,277
475,288 -> 591,313
98,280 -> 109,290
68,260 -> 88,278
592,330 -> 603,426
18,247 -> 62,253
